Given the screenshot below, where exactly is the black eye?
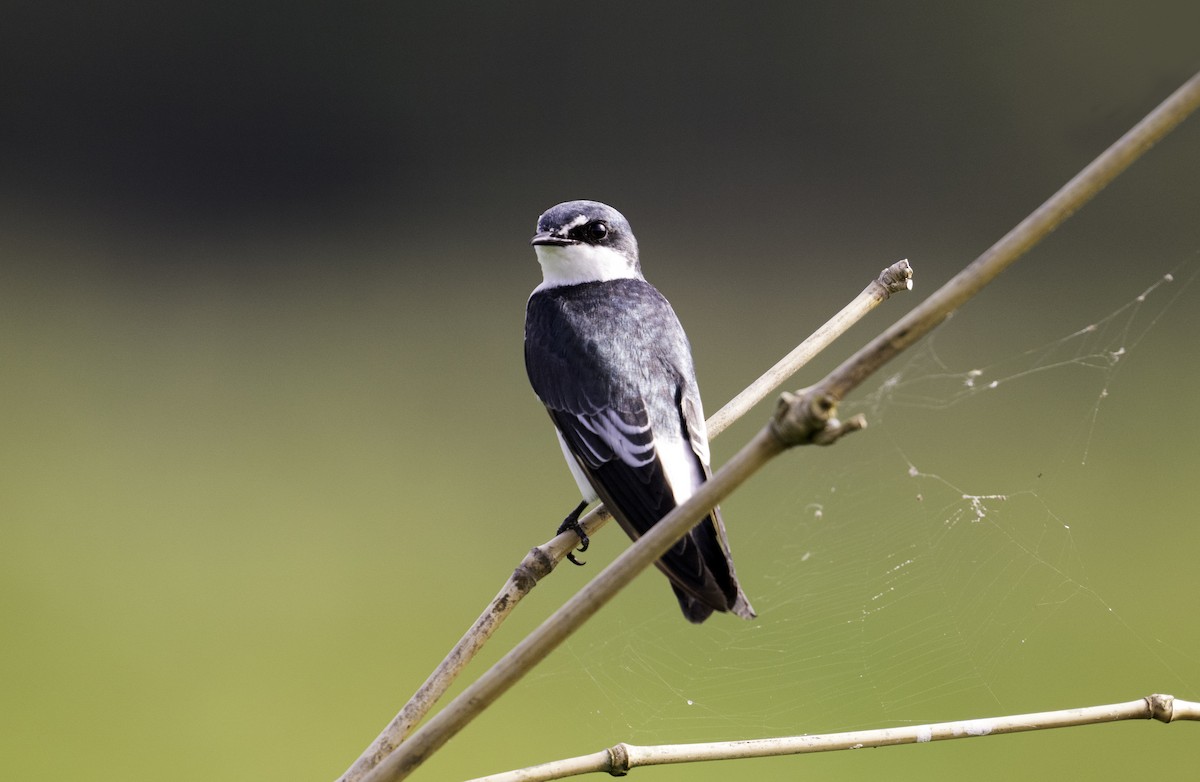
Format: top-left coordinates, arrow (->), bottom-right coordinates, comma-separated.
586,221 -> 609,241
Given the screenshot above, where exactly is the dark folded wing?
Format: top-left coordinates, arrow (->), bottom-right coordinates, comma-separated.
525,284 -> 753,621
546,403 -> 743,618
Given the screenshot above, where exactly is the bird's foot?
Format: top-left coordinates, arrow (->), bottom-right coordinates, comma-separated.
556,499 -> 590,566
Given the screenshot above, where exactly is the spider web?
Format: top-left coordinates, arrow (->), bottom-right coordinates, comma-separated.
526,260 -> 1198,745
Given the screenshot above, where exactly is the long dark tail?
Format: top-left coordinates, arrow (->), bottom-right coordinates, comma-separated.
665,510 -> 756,624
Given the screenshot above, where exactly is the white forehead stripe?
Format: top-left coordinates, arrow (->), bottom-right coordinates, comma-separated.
555,214 -> 589,233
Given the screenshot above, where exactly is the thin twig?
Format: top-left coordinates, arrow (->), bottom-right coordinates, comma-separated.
336,260 -> 912,782
359,68 -> 1200,782
468,694 -> 1198,781
706,259 -> 912,437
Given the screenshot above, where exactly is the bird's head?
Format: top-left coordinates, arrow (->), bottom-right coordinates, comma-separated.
531,200 -> 641,288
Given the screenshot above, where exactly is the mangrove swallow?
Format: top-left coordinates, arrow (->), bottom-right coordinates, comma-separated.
524,200 -> 755,624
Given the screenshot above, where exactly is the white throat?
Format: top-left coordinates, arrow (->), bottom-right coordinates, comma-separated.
533,244 -> 641,291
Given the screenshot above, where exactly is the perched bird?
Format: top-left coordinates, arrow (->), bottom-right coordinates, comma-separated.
523,200 -> 755,623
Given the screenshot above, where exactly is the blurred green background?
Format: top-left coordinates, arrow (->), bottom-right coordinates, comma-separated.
2,2 -> 1198,780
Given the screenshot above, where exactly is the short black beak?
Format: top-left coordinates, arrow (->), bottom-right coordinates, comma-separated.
531,231 -> 576,247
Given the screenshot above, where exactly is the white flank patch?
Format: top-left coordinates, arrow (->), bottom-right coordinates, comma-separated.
655,435 -> 705,506
556,429 -> 600,503
534,244 -> 639,290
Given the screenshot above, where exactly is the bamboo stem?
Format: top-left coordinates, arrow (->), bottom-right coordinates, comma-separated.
469,694 -> 1198,781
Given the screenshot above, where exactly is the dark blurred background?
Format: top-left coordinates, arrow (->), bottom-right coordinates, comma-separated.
2,3 -> 1198,780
